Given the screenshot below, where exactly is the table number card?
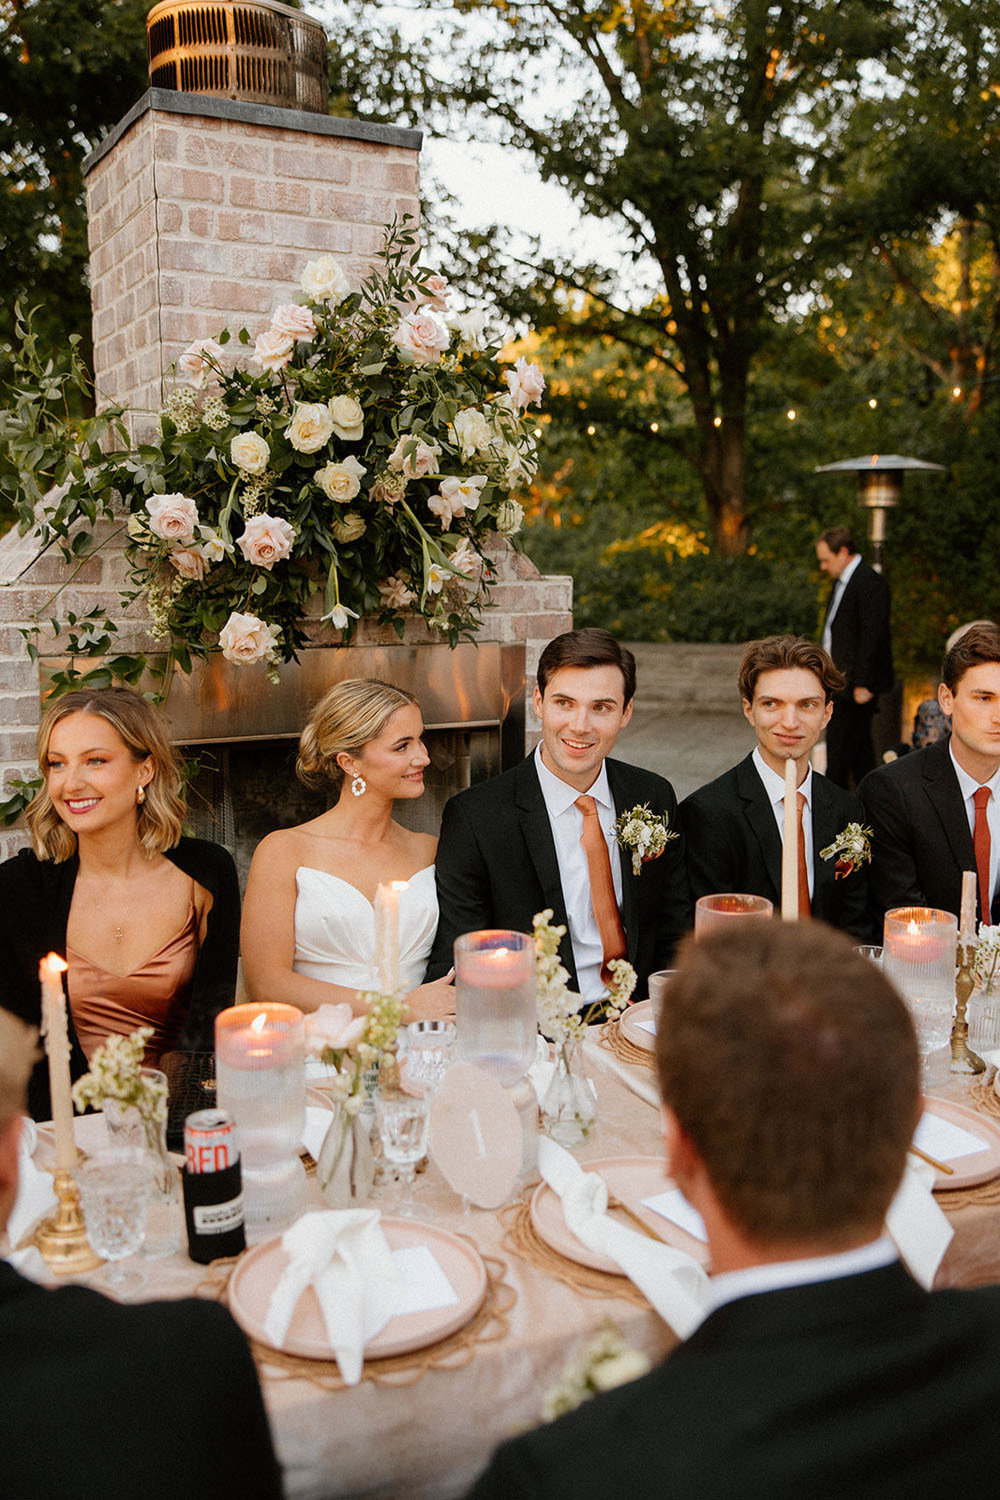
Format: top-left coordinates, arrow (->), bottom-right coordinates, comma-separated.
429,1062 -> 522,1208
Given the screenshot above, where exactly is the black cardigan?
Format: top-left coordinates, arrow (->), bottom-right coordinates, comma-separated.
0,837 -> 240,1119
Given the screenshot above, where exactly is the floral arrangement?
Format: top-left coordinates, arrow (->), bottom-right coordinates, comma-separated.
18,218 -> 543,686
541,1324 -> 651,1421
973,924 -> 1000,991
533,909 -> 636,1046
819,822 -> 873,879
613,803 -> 678,877
303,993 -> 406,1114
71,1026 -> 166,1122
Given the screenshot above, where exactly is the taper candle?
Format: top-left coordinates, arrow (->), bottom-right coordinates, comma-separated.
781,756 -> 798,921
960,870 -> 977,941
39,953 -> 76,1170
374,879 -> 408,995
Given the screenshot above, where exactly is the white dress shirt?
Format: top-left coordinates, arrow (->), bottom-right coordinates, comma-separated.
821,551 -> 862,653
949,745 -> 1000,910
534,744 -> 623,1003
752,747 -> 816,898
706,1235 -> 898,1315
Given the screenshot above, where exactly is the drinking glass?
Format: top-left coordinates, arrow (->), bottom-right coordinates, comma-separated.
405,1019 -> 456,1096
853,945 -> 884,966
694,894 -> 773,935
76,1146 -> 154,1299
904,992 -> 956,1083
375,1092 -> 430,1218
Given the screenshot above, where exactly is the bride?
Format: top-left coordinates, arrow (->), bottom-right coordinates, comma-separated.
241,678 -> 454,1020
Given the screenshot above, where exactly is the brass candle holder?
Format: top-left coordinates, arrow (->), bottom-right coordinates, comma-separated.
32,1164 -> 103,1275
951,940 -> 986,1075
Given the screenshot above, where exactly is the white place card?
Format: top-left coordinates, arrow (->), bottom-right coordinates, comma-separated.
391,1245 -> 459,1316
913,1111 -> 987,1162
635,1015 -> 657,1036
641,1187 -> 709,1243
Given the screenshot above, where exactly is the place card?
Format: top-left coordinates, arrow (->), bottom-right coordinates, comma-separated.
634,1015 -> 657,1037
391,1245 -> 459,1315
641,1187 -> 709,1243
913,1111 -> 988,1162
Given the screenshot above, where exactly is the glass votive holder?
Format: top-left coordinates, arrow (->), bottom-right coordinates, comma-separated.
454,930 -> 537,1089
215,1002 -> 306,1241
695,893 -> 773,935
883,907 -> 958,1001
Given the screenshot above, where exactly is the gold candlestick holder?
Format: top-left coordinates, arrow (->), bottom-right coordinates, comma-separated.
951,940 -> 986,1075
32,1165 -> 103,1275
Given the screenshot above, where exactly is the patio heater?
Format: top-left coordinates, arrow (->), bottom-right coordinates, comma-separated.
146,0 -> 328,113
814,453 -> 945,573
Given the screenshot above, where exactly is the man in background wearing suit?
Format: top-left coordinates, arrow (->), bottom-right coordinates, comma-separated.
861,621 -> 1000,929
467,921 -> 1000,1500
680,635 -> 870,938
428,628 -> 690,1001
0,1006 -> 282,1500
816,525 -> 893,788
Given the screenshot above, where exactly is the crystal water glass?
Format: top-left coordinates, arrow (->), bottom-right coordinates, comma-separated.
375,1092 -> 430,1218
76,1146 -> 154,1299
405,1019 -> 456,1096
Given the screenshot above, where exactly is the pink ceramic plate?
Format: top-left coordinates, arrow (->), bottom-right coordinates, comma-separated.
920,1096 -> 1000,1190
530,1155 -> 711,1274
227,1219 -> 487,1361
619,1000 -> 657,1052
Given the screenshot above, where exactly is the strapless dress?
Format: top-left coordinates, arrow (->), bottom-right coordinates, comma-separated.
292,864 -> 438,994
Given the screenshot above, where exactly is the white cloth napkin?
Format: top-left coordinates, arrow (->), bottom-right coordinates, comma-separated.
537,1137 -> 709,1338
6,1137 -> 57,1251
885,1158 -> 953,1289
582,1035 -> 660,1109
263,1209 -> 402,1384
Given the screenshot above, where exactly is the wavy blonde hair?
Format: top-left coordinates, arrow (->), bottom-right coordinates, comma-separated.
296,678 -> 419,789
26,688 -> 186,862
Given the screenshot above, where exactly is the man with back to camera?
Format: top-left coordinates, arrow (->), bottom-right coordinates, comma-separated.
0,1005 -> 283,1500
680,635 -> 871,938
816,525 -> 893,788
861,620 -> 1000,930
466,920 -> 1000,1499
427,627 -> 691,1001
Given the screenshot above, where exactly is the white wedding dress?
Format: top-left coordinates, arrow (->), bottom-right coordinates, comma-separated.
292,864 -> 438,995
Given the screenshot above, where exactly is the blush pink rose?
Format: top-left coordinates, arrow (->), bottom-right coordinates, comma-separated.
219,611 -> 281,666
270,302 -> 317,343
419,273 -> 450,312
387,435 -> 440,479
236,514 -> 296,569
504,356 -> 545,411
254,328 -> 296,373
169,547 -> 208,581
147,493 -> 198,543
177,338 -> 226,389
391,308 -> 451,366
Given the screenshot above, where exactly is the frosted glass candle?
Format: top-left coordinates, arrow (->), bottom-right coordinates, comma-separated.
695,893 -> 773,935
883,907 -> 958,1001
454,931 -> 537,1089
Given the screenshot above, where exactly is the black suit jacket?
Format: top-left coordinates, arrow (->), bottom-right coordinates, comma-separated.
428,754 -> 691,993
860,736 -> 998,928
467,1264 -> 1000,1500
825,559 -> 893,695
0,1261 -> 282,1499
680,754 -> 871,939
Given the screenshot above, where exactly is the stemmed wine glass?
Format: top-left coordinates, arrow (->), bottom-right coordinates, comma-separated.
375,1091 -> 430,1218
405,1019 -> 456,1096
76,1146 -> 154,1299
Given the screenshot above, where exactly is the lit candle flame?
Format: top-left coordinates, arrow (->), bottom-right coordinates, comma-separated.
250,1011 -> 269,1034
41,952 -> 68,977
907,920 -> 921,936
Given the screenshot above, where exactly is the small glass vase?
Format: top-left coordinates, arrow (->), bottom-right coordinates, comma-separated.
316,1103 -> 375,1209
541,1039 -> 597,1148
102,1069 -> 183,1259
969,976 -> 1000,1058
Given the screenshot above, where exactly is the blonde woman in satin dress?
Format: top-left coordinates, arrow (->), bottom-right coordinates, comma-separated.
241,679 -> 455,1020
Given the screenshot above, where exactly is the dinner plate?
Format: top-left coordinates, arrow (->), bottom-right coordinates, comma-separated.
530,1155 -> 711,1275
619,1000 -> 657,1052
227,1218 -> 487,1361
919,1096 -> 1000,1190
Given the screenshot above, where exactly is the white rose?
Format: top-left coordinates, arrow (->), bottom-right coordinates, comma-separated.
169,548 -> 207,581
447,308 -> 490,354
316,455 -> 366,502
177,338 -> 225,389
449,538 -> 481,579
452,407 -> 492,459
387,435 -> 440,479
287,402 -> 334,453
328,394 -> 365,443
504,356 -> 545,411
391,307 -> 451,366
236,514 -> 296,569
330,511 -> 366,543
300,255 -> 351,304
147,493 -> 198,543
270,302 -> 317,343
253,327 -> 295,372
378,574 -> 416,609
219,610 -> 281,666
230,431 -> 270,474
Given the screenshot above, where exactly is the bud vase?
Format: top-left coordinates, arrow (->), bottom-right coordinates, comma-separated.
102,1068 -> 183,1258
541,1039 -> 597,1148
317,1103 -> 375,1208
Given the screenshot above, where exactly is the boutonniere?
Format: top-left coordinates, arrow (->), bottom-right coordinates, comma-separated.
613,803 -> 679,877
820,822 -> 873,879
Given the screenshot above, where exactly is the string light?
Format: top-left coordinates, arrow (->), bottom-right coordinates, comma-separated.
787,409 -> 796,421
868,398 -> 878,409
586,424 -> 596,435
713,415 -> 722,427
650,421 -> 659,432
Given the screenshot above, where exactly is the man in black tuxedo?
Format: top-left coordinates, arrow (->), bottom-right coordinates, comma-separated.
0,1007 -> 283,1500
427,628 -> 690,1000
817,525 -> 893,787
680,635 -> 871,938
861,621 -> 1000,929
467,922 -> 1000,1500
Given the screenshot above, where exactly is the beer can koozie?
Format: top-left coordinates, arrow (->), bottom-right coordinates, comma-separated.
182,1108 -> 246,1263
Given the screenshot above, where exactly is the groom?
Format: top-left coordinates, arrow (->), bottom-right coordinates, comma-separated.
427,628 -> 690,1001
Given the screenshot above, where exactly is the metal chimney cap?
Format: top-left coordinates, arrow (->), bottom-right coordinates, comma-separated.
814,453 -> 946,474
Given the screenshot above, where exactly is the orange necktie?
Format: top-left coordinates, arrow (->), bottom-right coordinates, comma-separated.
575,794 -> 627,982
974,785 -> 992,921
796,791 -> 811,919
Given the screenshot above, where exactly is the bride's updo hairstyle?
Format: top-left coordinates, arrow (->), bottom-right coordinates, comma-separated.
296,678 -> 419,790
27,687 -> 186,862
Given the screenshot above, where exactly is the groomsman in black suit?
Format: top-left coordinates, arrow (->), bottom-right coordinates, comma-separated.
680,636 -> 871,938
467,922 -> 1000,1500
0,1007 -> 282,1500
861,621 -> 1000,929
427,628 -> 690,1000
816,526 -> 894,788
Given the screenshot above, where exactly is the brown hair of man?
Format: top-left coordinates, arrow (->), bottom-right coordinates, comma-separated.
0,1008 -> 37,1131
737,635 -> 846,706
536,629 -> 637,706
817,525 -> 858,557
656,922 -> 920,1247
941,621 -> 1000,693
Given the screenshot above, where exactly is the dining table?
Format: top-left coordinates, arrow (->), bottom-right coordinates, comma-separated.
14,1030 -> 1000,1500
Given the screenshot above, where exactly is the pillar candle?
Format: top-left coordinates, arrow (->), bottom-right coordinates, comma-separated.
781,755 -> 798,921
39,953 -> 76,1170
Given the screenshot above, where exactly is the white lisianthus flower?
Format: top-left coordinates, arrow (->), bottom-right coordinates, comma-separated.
452,407 -> 492,459
300,255 -> 351,304
330,511 -> 366,543
147,493 -> 198,543
322,602 -> 360,630
253,327 -> 295,373
391,307 -> 451,366
236,514 -> 296,569
196,529 -> 229,563
446,308 -> 490,354
177,338 -> 226,389
328,394 -> 365,443
270,302 -> 317,343
425,561 -> 447,594
428,474 -> 487,529
230,430 -> 270,474
287,402 -> 334,453
304,1003 -> 368,1056
219,611 -> 282,666
495,498 -> 525,537
316,454 -> 366,502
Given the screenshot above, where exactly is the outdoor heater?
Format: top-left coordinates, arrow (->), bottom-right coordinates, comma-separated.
814,453 -> 946,572
146,0 -> 328,113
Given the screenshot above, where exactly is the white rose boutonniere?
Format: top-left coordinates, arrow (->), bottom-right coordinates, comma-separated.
613,804 -> 679,877
819,822 -> 873,879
